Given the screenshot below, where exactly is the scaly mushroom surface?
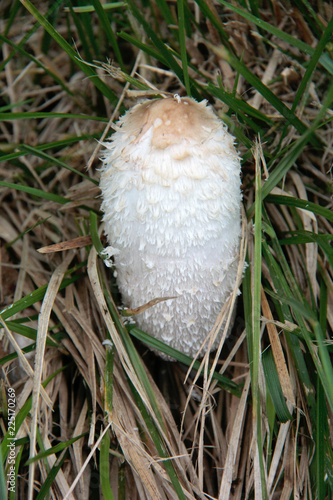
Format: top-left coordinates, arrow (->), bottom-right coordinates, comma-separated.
100,96 -> 242,358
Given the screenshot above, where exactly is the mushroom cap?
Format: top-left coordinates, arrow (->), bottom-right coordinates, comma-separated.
121,96 -> 221,149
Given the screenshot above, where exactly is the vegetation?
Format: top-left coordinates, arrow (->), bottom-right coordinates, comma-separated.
0,1 -> 332,498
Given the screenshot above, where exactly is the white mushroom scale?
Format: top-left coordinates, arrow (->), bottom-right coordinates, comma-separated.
100,96 -> 242,358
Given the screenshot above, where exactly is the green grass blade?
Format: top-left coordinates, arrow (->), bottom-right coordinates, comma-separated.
0,0 -> 20,40
100,430 -> 115,500
208,82 -> 273,131
35,451 -> 68,500
0,0 -> 63,73
291,14 -> 333,112
0,181 -> 68,204
315,276 -> 328,499
128,326 -> 242,396
292,0 -> 325,34
0,274 -> 83,320
316,377 -> 327,500
3,321 -> 58,347
126,0 -> 182,77
6,217 -> 51,248
213,45 -> 322,145
217,0 -> 332,74
278,230 -> 333,269
20,0 -> 119,106
100,281 -> 187,498
104,343 -> 114,414
252,147 -> 268,499
265,195 -> 333,222
129,384 -> 186,500
262,349 -> 292,422
126,0 -> 201,99
0,34 -> 73,94
18,144 -> 98,185
0,344 -> 37,366
1,367 -> 67,462
89,211 -> 107,257
0,134 -> 101,164
194,0 -> 229,43
267,290 -> 333,412
91,0 -> 124,70
65,2 -> 94,62
0,446 -> 6,500
118,32 -> 168,65
0,112 -> 108,122
177,0 -> 191,95
25,434 -> 86,465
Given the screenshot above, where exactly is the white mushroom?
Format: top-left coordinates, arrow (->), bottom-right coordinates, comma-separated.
100,96 -> 242,358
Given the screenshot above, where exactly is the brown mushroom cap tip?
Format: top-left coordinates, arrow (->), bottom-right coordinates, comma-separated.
130,97 -> 219,149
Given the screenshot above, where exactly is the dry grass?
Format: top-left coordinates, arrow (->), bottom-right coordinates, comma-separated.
1,1 -> 332,499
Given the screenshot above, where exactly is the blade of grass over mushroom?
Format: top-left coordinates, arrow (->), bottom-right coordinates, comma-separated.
20,0 -> 119,106
100,281 -> 171,430
18,144 -> 98,185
